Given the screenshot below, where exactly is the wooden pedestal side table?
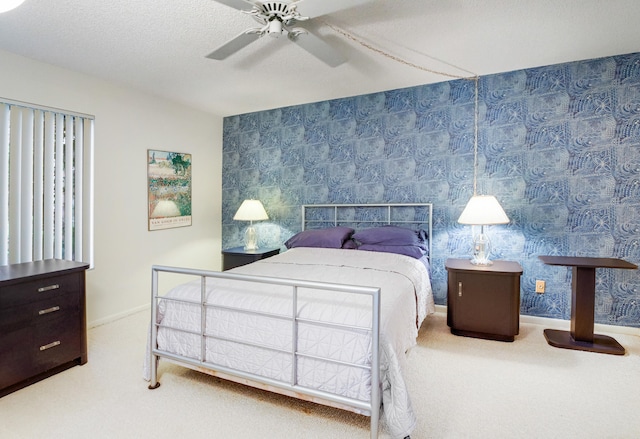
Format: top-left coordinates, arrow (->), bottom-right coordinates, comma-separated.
539,256 -> 638,355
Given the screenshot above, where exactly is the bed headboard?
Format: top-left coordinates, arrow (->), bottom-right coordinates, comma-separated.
301,203 -> 433,259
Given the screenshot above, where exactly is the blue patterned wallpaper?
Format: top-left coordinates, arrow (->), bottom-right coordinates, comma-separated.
222,52 -> 640,328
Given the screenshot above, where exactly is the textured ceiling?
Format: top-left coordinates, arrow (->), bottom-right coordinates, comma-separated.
0,0 -> 639,116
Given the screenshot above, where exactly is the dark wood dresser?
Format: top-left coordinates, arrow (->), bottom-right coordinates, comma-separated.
0,259 -> 89,397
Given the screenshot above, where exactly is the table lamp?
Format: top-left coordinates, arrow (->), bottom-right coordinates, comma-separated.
233,199 -> 268,251
458,195 -> 509,265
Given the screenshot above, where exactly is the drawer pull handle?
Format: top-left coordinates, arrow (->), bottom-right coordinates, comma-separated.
458,281 -> 463,297
38,306 -> 61,315
40,341 -> 61,351
38,284 -> 60,293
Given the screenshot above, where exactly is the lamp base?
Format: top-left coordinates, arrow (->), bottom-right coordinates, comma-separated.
470,229 -> 492,266
243,225 -> 258,251
470,257 -> 493,266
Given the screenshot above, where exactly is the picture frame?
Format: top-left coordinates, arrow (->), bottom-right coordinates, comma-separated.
147,149 -> 192,231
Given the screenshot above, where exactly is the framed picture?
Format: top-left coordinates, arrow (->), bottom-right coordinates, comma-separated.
147,149 -> 192,231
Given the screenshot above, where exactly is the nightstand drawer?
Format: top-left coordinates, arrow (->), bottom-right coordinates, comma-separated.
0,273 -> 80,307
452,272 -> 519,335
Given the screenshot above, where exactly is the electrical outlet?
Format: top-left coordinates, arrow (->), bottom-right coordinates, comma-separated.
535,280 -> 546,294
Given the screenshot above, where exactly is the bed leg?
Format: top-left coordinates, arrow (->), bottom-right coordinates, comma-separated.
370,407 -> 379,439
148,354 -> 161,390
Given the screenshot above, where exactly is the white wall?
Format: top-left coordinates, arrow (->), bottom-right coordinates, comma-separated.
0,49 -> 223,326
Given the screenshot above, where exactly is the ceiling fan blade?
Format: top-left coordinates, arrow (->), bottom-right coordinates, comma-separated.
292,0 -> 373,18
210,0 -> 256,11
206,30 -> 262,60
289,30 -> 346,67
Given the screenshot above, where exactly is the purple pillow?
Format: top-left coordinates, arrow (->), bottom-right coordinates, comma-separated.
285,226 -> 354,249
359,244 -> 427,259
353,226 -> 428,247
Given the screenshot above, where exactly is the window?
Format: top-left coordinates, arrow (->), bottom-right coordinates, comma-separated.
0,99 -> 94,266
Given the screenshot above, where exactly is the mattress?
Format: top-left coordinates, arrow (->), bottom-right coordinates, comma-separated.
144,247 -> 434,438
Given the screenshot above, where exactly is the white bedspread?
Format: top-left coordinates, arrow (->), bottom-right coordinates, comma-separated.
144,248 -> 434,438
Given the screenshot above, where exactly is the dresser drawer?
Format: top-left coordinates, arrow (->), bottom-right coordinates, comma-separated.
0,318 -> 81,388
0,292 -> 80,333
32,316 -> 82,372
0,273 -> 80,307
0,327 -> 33,388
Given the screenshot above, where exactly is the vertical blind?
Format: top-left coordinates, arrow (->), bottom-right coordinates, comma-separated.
0,99 -> 94,266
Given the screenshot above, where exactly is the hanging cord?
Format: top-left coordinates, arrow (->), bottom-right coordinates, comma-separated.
473,76 -> 479,195
324,21 -> 477,80
325,21 -> 481,195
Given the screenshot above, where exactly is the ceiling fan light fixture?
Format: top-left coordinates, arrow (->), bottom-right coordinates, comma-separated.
268,19 -> 283,37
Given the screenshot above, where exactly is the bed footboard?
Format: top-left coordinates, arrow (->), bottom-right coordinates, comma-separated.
148,265 -> 382,439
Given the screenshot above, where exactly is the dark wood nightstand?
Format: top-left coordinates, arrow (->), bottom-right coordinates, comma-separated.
445,258 -> 523,342
222,247 -> 280,271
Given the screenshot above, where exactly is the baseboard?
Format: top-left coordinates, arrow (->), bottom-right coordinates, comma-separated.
433,304 -> 640,337
88,304 -> 149,329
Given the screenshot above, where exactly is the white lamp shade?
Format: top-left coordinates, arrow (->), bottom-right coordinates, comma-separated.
458,195 -> 509,225
233,199 -> 269,221
0,0 -> 26,13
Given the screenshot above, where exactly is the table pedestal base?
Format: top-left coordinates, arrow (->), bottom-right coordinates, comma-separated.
543,329 -> 625,355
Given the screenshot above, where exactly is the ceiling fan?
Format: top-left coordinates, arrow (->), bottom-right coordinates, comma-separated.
207,0 -> 372,67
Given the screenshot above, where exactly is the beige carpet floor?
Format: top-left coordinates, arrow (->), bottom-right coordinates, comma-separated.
1,309 -> 639,438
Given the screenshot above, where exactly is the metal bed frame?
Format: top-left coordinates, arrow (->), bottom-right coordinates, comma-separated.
148,268 -> 381,437
147,203 -> 432,439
